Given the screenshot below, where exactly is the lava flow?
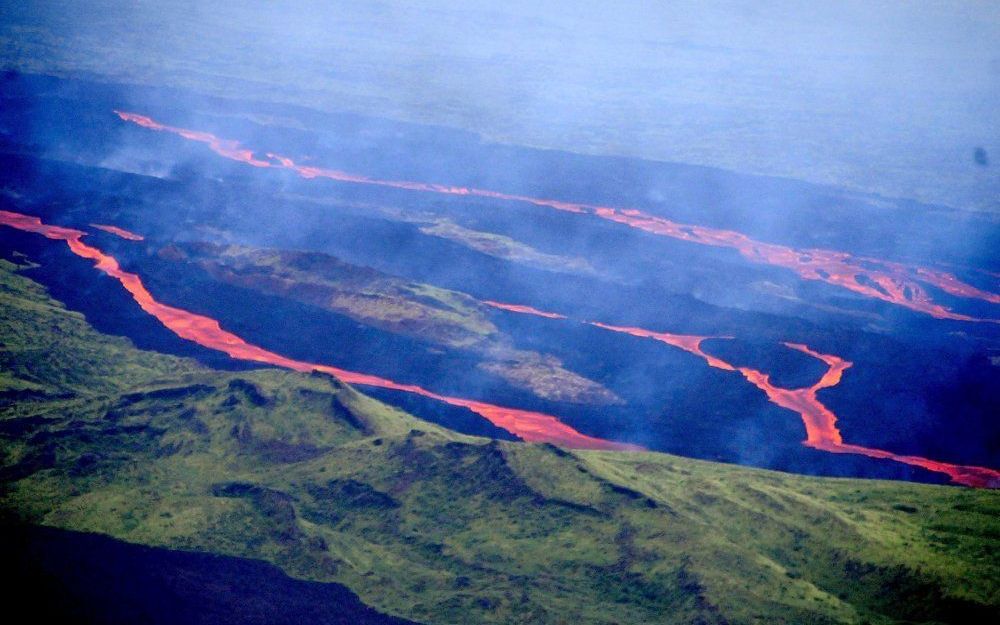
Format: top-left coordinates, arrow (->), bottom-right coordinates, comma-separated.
731,343 -> 999,488
91,223 -> 144,241
589,322 -> 736,371
486,300 -> 1000,487
0,210 -> 635,452
115,110 -> 1000,321
482,300 -> 567,319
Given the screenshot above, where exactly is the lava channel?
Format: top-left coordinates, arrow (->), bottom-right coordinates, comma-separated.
115,110 -> 1000,322
0,210 -> 636,452
91,223 -> 145,241
482,300 -> 567,319
486,300 -> 1000,487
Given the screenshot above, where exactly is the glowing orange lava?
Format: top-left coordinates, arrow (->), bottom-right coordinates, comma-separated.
487,300 -> 1000,487
482,300 -> 567,319
114,112 -> 272,168
0,211 -> 635,452
589,322 -> 736,371
115,110 -> 1000,321
733,343 -> 999,488
91,223 -> 145,241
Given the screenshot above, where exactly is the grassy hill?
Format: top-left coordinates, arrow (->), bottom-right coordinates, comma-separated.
1,258 -> 997,624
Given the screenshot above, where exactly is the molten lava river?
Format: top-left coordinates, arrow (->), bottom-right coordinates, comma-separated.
483,301 -> 1000,488
0,210 -> 634,452
3,210 -> 998,486
115,110 -> 1000,322
6,111 -> 1000,488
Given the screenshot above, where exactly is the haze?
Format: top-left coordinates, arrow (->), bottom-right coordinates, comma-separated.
2,0 -> 998,212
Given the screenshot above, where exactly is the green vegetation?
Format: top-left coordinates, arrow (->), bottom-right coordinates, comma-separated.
1,259 -> 998,624
419,219 -> 600,277
162,242 -> 497,349
160,241 -> 620,405
0,258 -> 195,398
476,352 -> 621,406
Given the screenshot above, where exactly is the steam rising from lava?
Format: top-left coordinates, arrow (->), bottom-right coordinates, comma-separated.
488,301 -> 1000,488
4,209 -> 996,486
0,210 -> 635,452
22,110 -> 995,485
115,111 -> 1000,322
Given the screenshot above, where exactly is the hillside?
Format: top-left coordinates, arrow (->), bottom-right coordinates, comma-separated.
1,259 -> 997,624
155,241 -> 617,406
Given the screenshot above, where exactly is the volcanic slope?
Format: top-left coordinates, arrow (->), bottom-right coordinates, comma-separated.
0,260 -> 998,625
156,241 -> 618,406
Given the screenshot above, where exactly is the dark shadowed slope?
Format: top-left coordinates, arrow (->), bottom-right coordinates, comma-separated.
0,524 -> 417,625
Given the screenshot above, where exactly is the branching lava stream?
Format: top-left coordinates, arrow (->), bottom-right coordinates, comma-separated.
5,209 -> 995,485
0,210 -> 636,452
485,300 -> 1000,487
115,110 -> 1000,322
